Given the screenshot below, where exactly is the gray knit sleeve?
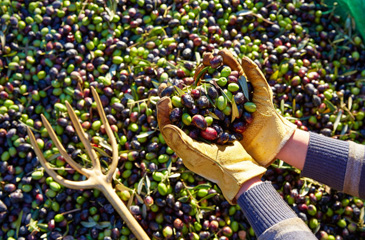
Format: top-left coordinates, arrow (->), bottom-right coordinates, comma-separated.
302,132 -> 365,198
237,182 -> 316,239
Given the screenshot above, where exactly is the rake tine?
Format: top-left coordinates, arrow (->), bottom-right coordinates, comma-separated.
40,114 -> 91,177
27,127 -> 95,189
65,101 -> 101,171
91,87 -> 118,183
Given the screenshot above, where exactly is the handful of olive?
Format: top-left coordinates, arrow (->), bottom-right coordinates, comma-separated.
162,51 -> 257,144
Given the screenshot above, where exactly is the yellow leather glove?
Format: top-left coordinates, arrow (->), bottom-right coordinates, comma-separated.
239,56 -> 297,167
194,49 -> 296,167
157,97 -> 266,204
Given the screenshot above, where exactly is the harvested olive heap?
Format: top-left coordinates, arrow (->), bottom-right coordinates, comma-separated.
165,50 -> 256,144
0,0 -> 365,239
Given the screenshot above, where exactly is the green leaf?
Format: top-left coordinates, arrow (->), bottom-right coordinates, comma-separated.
92,146 -> 111,158
231,96 -> 239,123
342,70 -> 357,76
236,10 -> 253,16
177,196 -> 189,203
95,137 -> 112,151
208,111 -> 220,120
195,52 -> 201,64
324,99 -> 337,112
332,38 -> 345,44
97,222 -> 111,229
298,38 -> 309,50
124,93 -> 134,100
340,124 -> 348,136
15,210 -> 23,238
136,130 -> 155,139
347,96 -> 352,111
80,221 -> 97,228
193,184 -> 211,190
47,153 -> 61,161
199,206 -> 216,211
105,64 -> 117,81
145,175 -> 151,193
238,75 -> 250,101
137,177 -> 144,195
168,173 -> 181,178
333,111 -> 342,134
0,30 -> 6,49
280,99 -> 285,114
198,193 -> 218,202
174,86 -> 185,96
152,80 -> 160,89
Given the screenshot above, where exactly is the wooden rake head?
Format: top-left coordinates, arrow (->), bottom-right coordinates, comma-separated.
26,86 -> 118,189
26,86 -> 150,240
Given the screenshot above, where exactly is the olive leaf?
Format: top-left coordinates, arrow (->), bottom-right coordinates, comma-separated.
238,75 -> 250,101
342,70 -> 357,77
292,98 -> 296,115
280,99 -> 285,114
137,177 -> 146,195
152,79 -> 160,89
168,173 -> 181,178
348,96 -> 353,111
94,136 -> 112,151
195,52 -> 201,64
198,193 -> 217,202
208,111 -> 220,120
92,146 -> 111,158
15,210 -> 23,238
324,99 -> 337,112
270,70 -> 279,81
236,10 -> 253,16
145,175 -> 151,193
340,124 -> 348,136
136,130 -> 156,139
192,183 -> 211,190
105,64 -> 117,82
174,86 -> 185,96
298,38 -> 309,50
231,96 -> 239,123
0,30 -> 6,49
127,191 -> 135,208
333,110 -> 342,134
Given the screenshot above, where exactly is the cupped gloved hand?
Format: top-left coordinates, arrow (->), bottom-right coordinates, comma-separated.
208,49 -> 296,167
157,97 -> 266,204
239,56 -> 296,167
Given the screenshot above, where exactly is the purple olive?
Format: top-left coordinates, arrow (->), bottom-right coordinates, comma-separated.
181,93 -> 194,108
192,115 -> 207,130
232,121 -> 247,134
196,96 -> 210,109
200,127 -> 218,141
210,55 -> 223,69
169,108 -> 183,123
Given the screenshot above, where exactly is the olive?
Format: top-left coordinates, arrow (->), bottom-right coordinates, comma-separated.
200,127 -> 218,141
196,96 -> 210,109
192,115 -> 207,130
210,55 -> 223,69
169,108 -> 183,123
181,94 -> 194,108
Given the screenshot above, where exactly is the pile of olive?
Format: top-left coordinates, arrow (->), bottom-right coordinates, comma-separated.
166,53 -> 257,144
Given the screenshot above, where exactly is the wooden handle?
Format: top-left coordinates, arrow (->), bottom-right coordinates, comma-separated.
99,183 -> 150,240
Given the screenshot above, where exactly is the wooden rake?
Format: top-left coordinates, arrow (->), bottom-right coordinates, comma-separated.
26,87 -> 150,240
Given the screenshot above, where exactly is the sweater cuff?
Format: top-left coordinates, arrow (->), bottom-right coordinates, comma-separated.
237,181 -> 298,236
302,132 -> 349,191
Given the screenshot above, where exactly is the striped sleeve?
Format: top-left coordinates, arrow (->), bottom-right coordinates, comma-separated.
237,182 -> 317,240
302,132 -> 365,199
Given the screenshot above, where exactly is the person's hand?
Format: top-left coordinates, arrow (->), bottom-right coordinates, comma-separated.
239,56 -> 296,167
203,49 -> 296,167
157,97 -> 266,204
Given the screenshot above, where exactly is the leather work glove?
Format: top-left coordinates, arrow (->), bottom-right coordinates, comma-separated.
198,49 -> 296,167
157,97 -> 267,204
